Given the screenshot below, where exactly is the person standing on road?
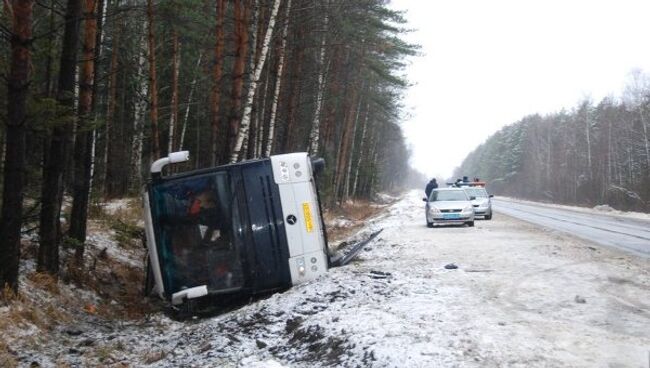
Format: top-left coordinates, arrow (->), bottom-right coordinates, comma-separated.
425,178 -> 438,198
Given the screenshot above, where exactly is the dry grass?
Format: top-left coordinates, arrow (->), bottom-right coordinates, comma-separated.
1,196 -> 155,366
62,253 -> 153,320
92,344 -> 117,364
0,284 -> 20,304
83,341 -> 133,365
0,285 -> 71,334
0,341 -> 18,368
143,349 -> 167,364
61,196 -> 153,320
90,198 -> 143,224
324,199 -> 387,242
26,272 -> 60,295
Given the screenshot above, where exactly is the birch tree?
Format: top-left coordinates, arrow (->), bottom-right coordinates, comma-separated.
168,30 -> 180,154
147,0 -> 161,159
225,0 -> 249,162
130,26 -> 149,189
179,53 -> 203,150
69,0 -> 99,251
210,0 -> 226,165
307,2 -> 329,155
230,0 -> 283,163
264,0 -> 291,157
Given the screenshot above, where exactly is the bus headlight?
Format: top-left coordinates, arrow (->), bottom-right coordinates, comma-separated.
297,258 -> 306,276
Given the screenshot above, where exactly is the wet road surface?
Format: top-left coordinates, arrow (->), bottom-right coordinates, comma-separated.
494,199 -> 650,257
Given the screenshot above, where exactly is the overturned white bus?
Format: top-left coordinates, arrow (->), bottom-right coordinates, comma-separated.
142,151 -> 347,315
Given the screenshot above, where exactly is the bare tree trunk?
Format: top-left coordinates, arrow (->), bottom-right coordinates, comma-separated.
585,108 -> 592,180
308,4 -> 328,155
147,0 -> 161,159
0,0 -> 34,292
344,92 -> 364,200
43,0 -> 56,96
39,0 -> 82,276
367,133 -> 380,197
256,68 -> 270,157
231,0 -> 283,162
69,0 -> 98,254
244,0 -> 260,160
281,26 -> 304,152
103,21 -> 120,194
225,0 -> 249,162
248,0 -> 259,75
322,46 -> 342,150
130,22 -> 148,190
179,52 -> 203,150
264,0 -> 291,157
640,108 -> 650,170
210,0 -> 225,165
352,100 -> 370,197
168,30 -> 180,154
88,0 -> 105,196
333,85 -> 359,203
0,129 -> 4,175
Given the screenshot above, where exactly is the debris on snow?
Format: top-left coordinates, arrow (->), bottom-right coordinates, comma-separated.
368,270 -> 392,279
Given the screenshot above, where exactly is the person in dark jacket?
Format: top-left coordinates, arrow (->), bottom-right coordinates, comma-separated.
425,178 -> 438,199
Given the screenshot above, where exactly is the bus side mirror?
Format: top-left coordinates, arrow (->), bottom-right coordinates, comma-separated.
169,151 -> 190,164
151,150 -> 190,177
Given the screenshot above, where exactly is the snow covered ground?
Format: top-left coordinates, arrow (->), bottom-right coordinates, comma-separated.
7,191 -> 650,367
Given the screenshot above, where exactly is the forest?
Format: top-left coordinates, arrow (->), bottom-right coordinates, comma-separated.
456,71 -> 650,212
0,0 -> 418,292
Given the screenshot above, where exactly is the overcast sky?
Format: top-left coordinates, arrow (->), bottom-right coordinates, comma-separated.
391,0 -> 650,179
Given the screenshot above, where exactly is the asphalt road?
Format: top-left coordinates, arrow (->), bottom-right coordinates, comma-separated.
493,199 -> 650,257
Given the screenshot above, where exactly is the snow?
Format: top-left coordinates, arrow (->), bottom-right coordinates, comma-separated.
373,192 -> 400,204
592,204 -> 614,212
5,191 -> 650,367
328,217 -> 356,228
101,198 -> 135,215
86,228 -> 143,269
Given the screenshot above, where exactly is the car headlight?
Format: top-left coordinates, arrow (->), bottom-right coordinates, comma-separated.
429,207 -> 441,214
463,205 -> 473,212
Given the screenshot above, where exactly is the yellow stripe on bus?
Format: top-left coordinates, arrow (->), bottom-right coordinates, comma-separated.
302,202 -> 314,233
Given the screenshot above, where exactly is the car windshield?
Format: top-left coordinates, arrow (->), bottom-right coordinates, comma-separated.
430,190 -> 468,201
465,188 -> 488,198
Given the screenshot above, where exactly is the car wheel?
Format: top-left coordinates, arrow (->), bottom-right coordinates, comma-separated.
427,221 -> 434,228
467,221 -> 475,227
485,213 -> 492,220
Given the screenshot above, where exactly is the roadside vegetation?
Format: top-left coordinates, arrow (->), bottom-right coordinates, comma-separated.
456,71 -> 650,212
0,0 -> 421,295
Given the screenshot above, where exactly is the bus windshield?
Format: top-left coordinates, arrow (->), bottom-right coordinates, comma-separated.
150,172 -> 245,295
